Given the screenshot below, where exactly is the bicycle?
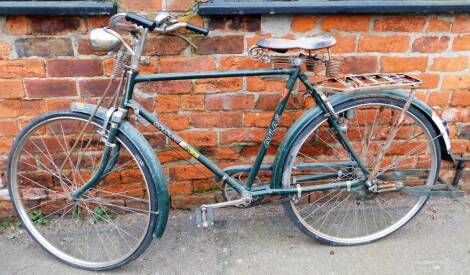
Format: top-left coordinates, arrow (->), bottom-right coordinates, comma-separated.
7,12 -> 468,271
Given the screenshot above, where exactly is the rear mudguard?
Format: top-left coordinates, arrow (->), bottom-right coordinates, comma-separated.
71,103 -> 169,239
271,90 -> 452,189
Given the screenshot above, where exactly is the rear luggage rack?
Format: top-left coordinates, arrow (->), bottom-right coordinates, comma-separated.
315,73 -> 422,93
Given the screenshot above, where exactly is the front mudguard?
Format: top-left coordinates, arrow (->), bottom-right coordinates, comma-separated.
71,103 -> 169,239
271,90 -> 453,189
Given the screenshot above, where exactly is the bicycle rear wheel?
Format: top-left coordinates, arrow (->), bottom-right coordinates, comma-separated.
282,97 -> 440,245
8,111 -> 158,270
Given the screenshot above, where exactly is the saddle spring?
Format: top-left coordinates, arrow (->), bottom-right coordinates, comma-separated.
248,46 -> 341,77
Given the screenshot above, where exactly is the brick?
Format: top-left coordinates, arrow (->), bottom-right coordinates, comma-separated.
453,35 -> 470,51
322,15 -> 370,32
0,80 -> 24,98
374,16 -> 426,32
427,17 -> 452,32
181,95 -> 204,111
171,194 -> 216,209
160,56 -> 216,73
201,147 -> 240,161
0,60 -> 45,78
192,180 -> 220,192
87,16 -> 110,29
208,16 -> 261,32
143,133 -> 166,148
220,56 -> 271,70
414,74 -> 440,89
340,56 -> 378,74
139,80 -> 192,95
381,57 -> 428,73
47,59 -> 103,77
169,181 -> 193,196
442,75 -> 470,90
412,36 -> 449,53
32,17 -> 87,34
155,95 -> 180,113
157,149 -> 191,163
167,0 -> 193,11
4,16 -> 32,35
178,131 -> 217,147
291,15 -> 318,32
143,36 -> 188,56
79,79 -> 120,97
441,108 -> 469,122
77,39 -> 108,56
331,34 -> 356,54
159,114 -> 190,130
206,94 -> 255,111
247,77 -> 286,93
194,78 -> 243,94
220,129 -> 266,144
120,0 -> 162,11
46,98 -> 75,111
170,164 -> 214,181
244,112 -> 293,128
15,37 -> 73,58
431,57 -> 468,72
246,34 -> 272,49
0,100 -> 21,118
256,94 -> 282,110
19,99 -> 47,116
451,91 -> 470,106
194,36 -> 244,55
104,57 -> 158,76
0,42 -> 11,59
358,35 -> 409,53
240,144 -> 278,158
428,92 -> 450,106
0,120 -> 18,136
453,15 -> 470,33
25,79 -> 77,98
191,112 -> 242,128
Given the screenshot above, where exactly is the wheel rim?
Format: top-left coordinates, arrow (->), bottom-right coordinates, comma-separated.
9,115 -> 154,269
283,101 -> 439,244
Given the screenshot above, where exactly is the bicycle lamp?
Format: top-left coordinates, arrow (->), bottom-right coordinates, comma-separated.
89,27 -> 123,52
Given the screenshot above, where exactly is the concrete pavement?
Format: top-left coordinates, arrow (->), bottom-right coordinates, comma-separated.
1,197 -> 470,275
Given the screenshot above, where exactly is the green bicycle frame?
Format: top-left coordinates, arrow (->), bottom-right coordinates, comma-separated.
73,65 -> 368,200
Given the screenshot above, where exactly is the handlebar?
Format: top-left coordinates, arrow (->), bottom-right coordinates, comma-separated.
125,13 -> 157,31
109,12 -> 209,36
186,23 -> 210,36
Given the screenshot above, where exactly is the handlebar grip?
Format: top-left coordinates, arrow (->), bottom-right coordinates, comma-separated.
125,13 -> 156,31
186,23 -> 209,36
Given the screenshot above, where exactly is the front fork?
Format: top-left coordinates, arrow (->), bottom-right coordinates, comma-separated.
70,110 -> 125,200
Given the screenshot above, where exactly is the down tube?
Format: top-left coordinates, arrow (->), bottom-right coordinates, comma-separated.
132,100 -> 247,195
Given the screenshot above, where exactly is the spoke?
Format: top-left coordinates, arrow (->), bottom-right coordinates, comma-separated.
89,187 -> 149,203
302,190 -> 344,220
375,134 -> 441,179
79,196 -> 157,216
313,191 -> 350,230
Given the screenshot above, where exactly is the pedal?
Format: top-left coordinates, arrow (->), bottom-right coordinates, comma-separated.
194,207 -> 215,228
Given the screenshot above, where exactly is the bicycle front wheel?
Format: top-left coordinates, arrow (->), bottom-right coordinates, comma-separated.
282,97 -> 441,245
8,111 -> 159,270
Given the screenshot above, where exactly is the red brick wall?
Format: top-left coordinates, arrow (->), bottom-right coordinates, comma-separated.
0,0 -> 468,211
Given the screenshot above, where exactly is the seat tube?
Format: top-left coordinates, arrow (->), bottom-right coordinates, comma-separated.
246,67 -> 300,190
299,73 -> 370,177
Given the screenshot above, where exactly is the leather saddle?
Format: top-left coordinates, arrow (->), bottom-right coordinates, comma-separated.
256,35 -> 336,53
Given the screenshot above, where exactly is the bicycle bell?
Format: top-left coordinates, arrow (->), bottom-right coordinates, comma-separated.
89,27 -> 123,52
